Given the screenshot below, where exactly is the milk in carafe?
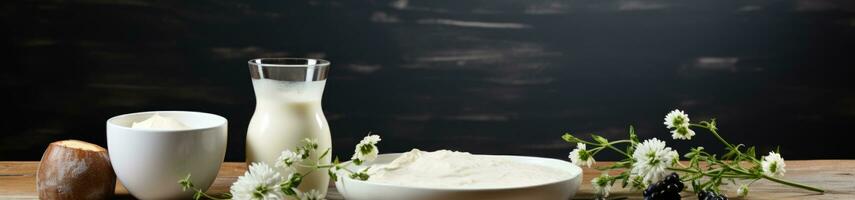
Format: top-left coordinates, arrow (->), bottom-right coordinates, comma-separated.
246,58 -> 332,195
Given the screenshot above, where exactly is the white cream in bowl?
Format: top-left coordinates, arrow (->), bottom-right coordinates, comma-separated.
130,113 -> 190,129
107,111 -> 227,199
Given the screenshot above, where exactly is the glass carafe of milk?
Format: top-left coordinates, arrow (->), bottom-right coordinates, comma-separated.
246,58 -> 331,195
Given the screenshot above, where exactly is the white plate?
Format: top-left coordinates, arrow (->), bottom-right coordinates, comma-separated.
335,153 -> 583,200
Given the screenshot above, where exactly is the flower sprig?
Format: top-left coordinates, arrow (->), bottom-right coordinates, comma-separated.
179,134 -> 383,200
563,109 -> 823,198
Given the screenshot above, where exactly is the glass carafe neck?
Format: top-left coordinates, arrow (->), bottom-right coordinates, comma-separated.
248,58 -> 330,81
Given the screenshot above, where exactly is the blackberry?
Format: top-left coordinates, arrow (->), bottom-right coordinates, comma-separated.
697,190 -> 728,200
643,173 -> 684,200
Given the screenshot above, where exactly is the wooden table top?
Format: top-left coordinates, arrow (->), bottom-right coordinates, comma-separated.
1,160 -> 853,199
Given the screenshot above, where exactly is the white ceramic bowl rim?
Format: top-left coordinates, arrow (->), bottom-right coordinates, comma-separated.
107,110 -> 227,133
338,153 -> 583,191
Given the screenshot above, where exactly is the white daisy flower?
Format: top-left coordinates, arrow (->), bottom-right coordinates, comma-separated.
628,175 -> 647,190
737,184 -> 749,197
591,173 -> 612,198
279,172 -> 300,191
296,189 -> 326,200
275,150 -> 303,168
352,135 -> 382,163
351,143 -> 379,163
670,126 -> 696,140
303,138 -> 319,150
298,148 -> 309,158
631,138 -> 679,184
568,143 -> 595,167
360,134 -> 381,145
761,152 -> 786,177
229,162 -> 284,200
328,165 -> 339,177
663,109 -> 690,129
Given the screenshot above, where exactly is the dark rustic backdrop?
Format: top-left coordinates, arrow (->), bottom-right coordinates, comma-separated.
3,0 -> 854,161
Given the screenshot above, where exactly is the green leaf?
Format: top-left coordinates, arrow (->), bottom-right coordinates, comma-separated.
329,167 -> 339,182
561,133 -> 579,143
628,125 -> 639,144
706,118 -> 718,130
685,146 -> 703,159
283,187 -> 297,196
178,174 -> 196,192
723,144 -> 743,160
282,173 -> 304,191
595,161 -> 630,170
319,148 -> 331,160
684,151 -> 697,159
591,134 -> 609,145
692,180 -> 701,193
723,149 -> 737,160
620,177 -> 628,188
705,154 -> 717,164
349,172 -> 370,180
690,156 -> 699,168
618,172 -> 630,188
746,146 -> 756,159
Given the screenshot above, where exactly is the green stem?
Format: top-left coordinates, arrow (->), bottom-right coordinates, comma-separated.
676,160 -> 689,168
576,139 -> 630,147
691,124 -> 760,164
717,161 -> 753,175
335,162 -> 357,173
609,140 -> 632,144
690,124 -> 734,150
668,167 -> 699,173
762,174 -> 825,193
604,144 -> 631,157
587,147 -> 600,155
192,188 -> 230,200
315,164 -> 335,168
689,123 -> 823,193
297,163 -> 337,170
667,167 -> 752,179
295,163 -> 312,168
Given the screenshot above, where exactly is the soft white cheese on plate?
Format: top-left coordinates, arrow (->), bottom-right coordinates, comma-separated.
366,149 -> 570,188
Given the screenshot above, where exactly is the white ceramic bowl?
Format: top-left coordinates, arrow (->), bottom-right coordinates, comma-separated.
335,153 -> 583,200
107,111 -> 227,199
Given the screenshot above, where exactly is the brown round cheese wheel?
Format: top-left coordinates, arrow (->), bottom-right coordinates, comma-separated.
37,140 -> 116,200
